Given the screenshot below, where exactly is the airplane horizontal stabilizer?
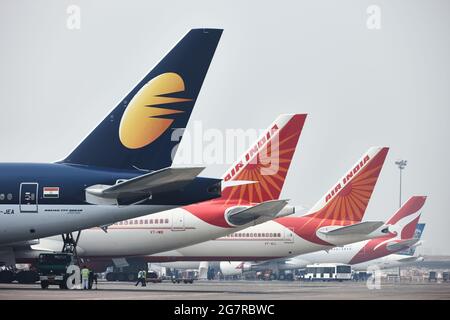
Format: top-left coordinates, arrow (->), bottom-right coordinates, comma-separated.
386,238 -> 419,252
319,221 -> 385,236
317,221 -> 388,245
397,255 -> 422,263
85,167 -> 206,204
227,199 -> 293,226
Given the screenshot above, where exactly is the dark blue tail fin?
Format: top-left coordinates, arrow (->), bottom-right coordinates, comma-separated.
62,28 -> 222,171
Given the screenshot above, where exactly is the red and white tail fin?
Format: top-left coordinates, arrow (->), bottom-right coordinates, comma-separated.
304,146 -> 389,223
348,196 -> 427,264
221,114 -> 307,204
386,196 -> 426,240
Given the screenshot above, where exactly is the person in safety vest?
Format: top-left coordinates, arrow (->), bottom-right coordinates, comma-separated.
81,266 -> 90,290
135,270 -> 143,287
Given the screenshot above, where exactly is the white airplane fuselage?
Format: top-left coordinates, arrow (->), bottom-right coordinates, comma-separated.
141,219 -> 386,263
0,162 -> 219,246
0,204 -> 175,245
32,204 -> 294,260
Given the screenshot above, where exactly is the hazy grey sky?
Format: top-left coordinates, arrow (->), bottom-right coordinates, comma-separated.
0,0 -> 449,254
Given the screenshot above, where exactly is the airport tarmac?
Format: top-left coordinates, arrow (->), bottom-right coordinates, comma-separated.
1,280 -> 450,300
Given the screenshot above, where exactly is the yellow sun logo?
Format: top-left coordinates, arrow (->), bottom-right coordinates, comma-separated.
119,72 -> 191,149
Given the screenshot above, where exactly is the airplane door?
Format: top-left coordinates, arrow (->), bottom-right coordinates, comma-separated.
20,183 -> 38,213
171,211 -> 185,231
284,228 -> 294,243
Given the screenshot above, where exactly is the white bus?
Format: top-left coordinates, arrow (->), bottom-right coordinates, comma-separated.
304,263 -> 352,281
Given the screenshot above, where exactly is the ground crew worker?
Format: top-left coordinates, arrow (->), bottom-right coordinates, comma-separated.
135,270 -> 143,287
88,270 -> 98,290
142,269 -> 147,287
81,266 -> 90,290
88,270 -> 93,289
93,273 -> 98,290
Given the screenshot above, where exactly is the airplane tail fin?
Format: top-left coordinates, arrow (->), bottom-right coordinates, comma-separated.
221,114 -> 307,204
304,146 -> 389,223
62,29 -> 222,171
386,196 -> 427,240
414,223 -> 426,240
397,223 -> 426,256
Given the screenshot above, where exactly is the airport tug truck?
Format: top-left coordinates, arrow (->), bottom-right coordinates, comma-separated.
171,270 -> 196,284
37,253 -> 76,289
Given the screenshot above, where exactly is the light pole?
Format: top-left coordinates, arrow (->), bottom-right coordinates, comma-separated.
395,160 -> 407,208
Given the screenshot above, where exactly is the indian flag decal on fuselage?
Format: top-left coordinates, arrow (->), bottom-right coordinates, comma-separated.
43,187 -> 60,198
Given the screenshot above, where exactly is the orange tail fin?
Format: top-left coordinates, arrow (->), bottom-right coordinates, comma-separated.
304,146 -> 389,223
221,114 -> 307,204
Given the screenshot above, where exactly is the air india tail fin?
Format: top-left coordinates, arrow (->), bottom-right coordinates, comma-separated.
386,196 -> 427,240
62,28 -> 222,171
221,114 -> 307,204
304,146 -> 389,223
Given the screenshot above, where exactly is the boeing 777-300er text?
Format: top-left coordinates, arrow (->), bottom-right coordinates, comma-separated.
14,114 -> 306,280
96,146 -> 392,276
0,29 -> 223,263
218,197 -> 427,277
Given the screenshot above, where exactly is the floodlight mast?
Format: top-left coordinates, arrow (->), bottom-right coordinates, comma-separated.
395,160 -> 407,207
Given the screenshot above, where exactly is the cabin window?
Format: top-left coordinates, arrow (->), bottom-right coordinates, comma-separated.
7,193 -> 12,201
0,194 -> 4,201
165,219 -> 169,224
144,219 -> 148,224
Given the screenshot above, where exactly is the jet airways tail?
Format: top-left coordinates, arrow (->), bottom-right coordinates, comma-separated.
304,146 -> 389,224
221,114 -> 307,204
62,28 -> 223,171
